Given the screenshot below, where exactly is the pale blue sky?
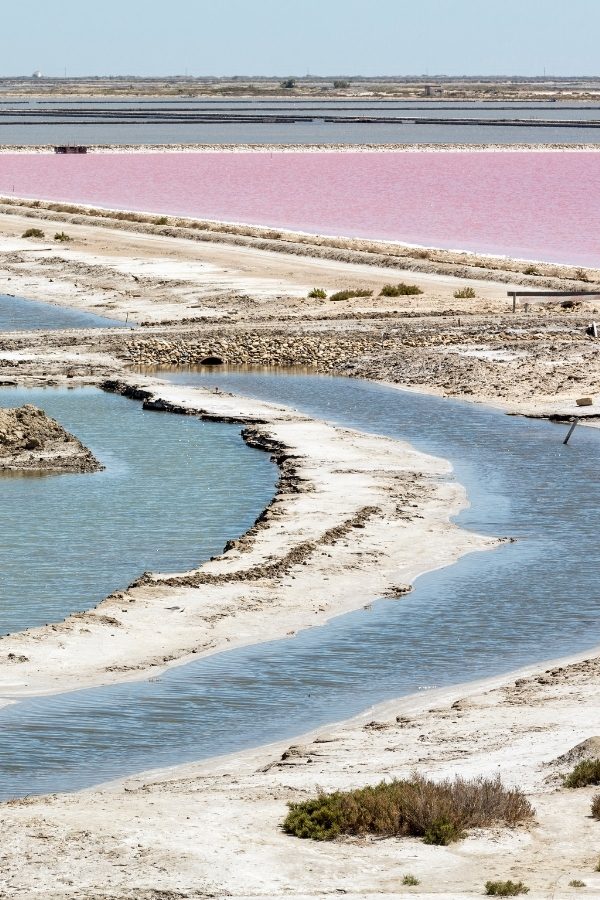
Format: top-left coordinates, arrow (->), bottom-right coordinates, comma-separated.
9,0 -> 600,77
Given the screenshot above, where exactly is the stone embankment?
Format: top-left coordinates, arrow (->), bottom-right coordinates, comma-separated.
0,404 -> 102,473
121,329 -> 380,370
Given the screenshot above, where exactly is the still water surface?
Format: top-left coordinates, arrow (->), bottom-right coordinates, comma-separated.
0,386 -> 276,634
4,99 -> 600,145
1,374 -> 599,798
0,293 -> 128,330
1,151 -> 598,265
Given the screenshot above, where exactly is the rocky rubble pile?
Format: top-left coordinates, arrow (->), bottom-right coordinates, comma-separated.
0,404 -> 103,473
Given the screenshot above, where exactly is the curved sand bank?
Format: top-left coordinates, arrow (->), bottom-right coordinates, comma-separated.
0,374 -> 491,704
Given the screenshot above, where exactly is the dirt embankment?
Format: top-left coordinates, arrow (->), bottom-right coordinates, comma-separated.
0,404 -> 102,473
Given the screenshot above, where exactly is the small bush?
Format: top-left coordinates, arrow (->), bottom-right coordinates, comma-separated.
281,78 -> 296,89
154,216 -> 169,226
54,231 -> 71,242
423,818 -> 462,846
523,265 -> 540,276
402,874 -> 420,886
379,282 -> 423,297
564,758 -> 600,788
308,288 -> 327,299
569,880 -> 585,888
595,857 -> 600,872
22,227 -> 44,239
485,881 -> 529,896
283,774 -> 533,844
454,286 -> 477,299
333,80 -> 350,89
575,268 -> 590,282
591,793 -> 600,819
329,289 -> 373,302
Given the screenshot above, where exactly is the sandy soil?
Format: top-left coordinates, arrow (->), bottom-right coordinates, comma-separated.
1,201 -> 600,898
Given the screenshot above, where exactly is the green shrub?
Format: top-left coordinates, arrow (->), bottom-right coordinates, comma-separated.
154,216 -> 169,226
308,288 -> 327,299
283,774 -> 533,844
22,227 -> 44,239
523,265 -> 540,276
423,818 -> 462,846
564,758 -> 600,788
485,881 -> 529,896
453,286 -> 477,299
591,794 -> 600,818
329,289 -> 373,302
54,231 -> 71,242
402,874 -> 420,886
333,80 -> 350,89
379,282 -> 423,297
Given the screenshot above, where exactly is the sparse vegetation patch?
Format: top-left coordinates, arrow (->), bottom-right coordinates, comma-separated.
564,758 -> 600,788
453,286 -> 477,299
308,288 -> 327,299
22,227 -> 44,239
402,874 -> 420,885
591,793 -> 600,819
379,282 -> 423,297
329,289 -> 373,302
282,774 -> 533,844
485,881 -> 529,897
54,231 -> 72,242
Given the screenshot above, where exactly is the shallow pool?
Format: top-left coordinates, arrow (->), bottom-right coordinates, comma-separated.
0,386 -> 276,635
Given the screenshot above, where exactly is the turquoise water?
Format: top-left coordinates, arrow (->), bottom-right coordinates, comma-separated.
0,387 -> 276,635
1,374 -> 600,798
0,293 -> 128,330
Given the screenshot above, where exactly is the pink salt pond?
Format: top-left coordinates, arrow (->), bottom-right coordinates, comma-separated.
0,150 -> 598,266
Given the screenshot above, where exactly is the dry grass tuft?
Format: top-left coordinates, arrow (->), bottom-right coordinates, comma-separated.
485,880 -> 529,896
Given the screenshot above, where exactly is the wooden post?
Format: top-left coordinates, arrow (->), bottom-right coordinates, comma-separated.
563,417 -> 580,445
511,292 -> 517,313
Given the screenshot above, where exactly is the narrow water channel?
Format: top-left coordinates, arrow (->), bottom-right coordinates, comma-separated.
1,373 -> 599,800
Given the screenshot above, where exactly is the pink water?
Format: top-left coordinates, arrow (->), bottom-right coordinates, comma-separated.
1,151 -> 599,265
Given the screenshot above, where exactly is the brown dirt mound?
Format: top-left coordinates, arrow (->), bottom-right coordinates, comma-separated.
0,404 -> 103,473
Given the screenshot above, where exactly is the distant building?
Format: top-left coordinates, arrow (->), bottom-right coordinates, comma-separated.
424,84 -> 443,97
31,70 -> 42,79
